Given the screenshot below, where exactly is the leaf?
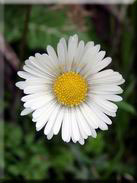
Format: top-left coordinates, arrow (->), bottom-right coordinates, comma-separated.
121,25 -> 134,75
4,5 -> 93,51
117,101 -> 136,115
5,123 -> 23,147
84,133 -> 105,155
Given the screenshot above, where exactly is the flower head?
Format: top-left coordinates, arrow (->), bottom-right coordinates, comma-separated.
16,34 -> 125,145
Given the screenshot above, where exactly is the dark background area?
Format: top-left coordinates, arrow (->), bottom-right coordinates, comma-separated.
0,2 -> 137,182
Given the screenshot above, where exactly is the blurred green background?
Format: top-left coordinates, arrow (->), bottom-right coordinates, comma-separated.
2,3 -> 137,181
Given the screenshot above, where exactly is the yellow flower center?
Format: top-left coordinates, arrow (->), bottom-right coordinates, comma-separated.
53,71 -> 88,107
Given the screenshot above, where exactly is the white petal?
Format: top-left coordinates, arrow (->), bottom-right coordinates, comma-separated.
23,65 -> 50,79
92,57 -> 112,74
80,41 -> 95,62
20,108 -> 33,116
71,136 -> 77,143
16,81 -> 26,90
53,107 -> 64,135
44,104 -> 61,135
70,108 -> 80,142
88,98 -> 116,117
74,40 -> 85,71
26,77 -> 52,83
33,102 -> 54,122
86,102 -> 109,130
75,107 -> 92,136
80,104 -> 98,129
36,54 -> 59,76
89,95 -> 118,112
96,51 -> 106,61
23,93 -> 52,107
78,138 -> 85,145
87,101 -> 112,125
24,79 -> 52,88
25,57 -> 55,79
98,121 -> 108,130
88,72 -> 123,85
36,53 -> 56,69
116,79 -> 125,85
67,34 -> 78,71
83,57 -> 112,77
89,85 -> 123,94
90,128 -> 97,138
19,82 -> 51,92
89,89 -> 123,95
84,41 -> 95,50
35,102 -> 57,131
24,94 -> 54,110
80,44 -> 100,73
81,103 -> 108,130
65,108 -> 72,143
75,111 -> 88,140
94,94 -> 123,102
60,38 -> 68,72
17,71 -> 34,80
81,44 -> 100,66
57,42 -> 66,68
17,71 -> 52,82
61,108 -> 71,142
47,130 -> 54,140
47,45 -> 59,64
32,100 -> 55,119
21,92 -> 50,102
89,69 -> 113,79
24,85 -> 50,94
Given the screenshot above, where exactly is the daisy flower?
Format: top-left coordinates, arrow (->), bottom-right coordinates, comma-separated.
16,34 -> 125,145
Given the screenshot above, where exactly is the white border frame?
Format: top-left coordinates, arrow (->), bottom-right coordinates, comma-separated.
1,0 -> 135,4
0,0 -> 135,180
